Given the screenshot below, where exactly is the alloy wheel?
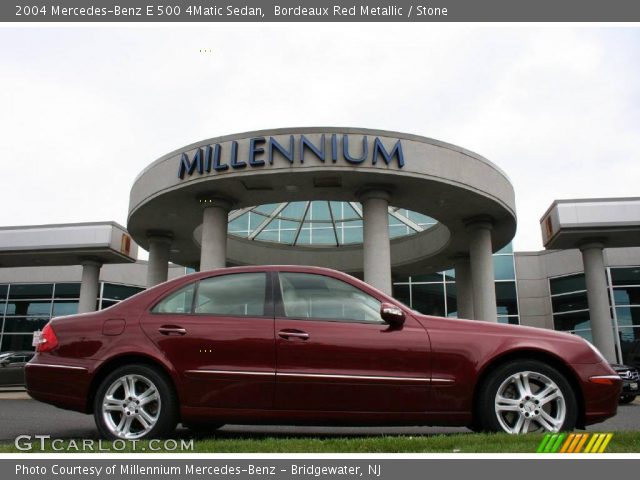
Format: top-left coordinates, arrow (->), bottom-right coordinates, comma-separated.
494,370 -> 566,434
101,374 -> 161,439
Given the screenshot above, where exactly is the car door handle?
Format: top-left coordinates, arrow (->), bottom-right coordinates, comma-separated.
278,330 -> 310,340
158,326 -> 187,335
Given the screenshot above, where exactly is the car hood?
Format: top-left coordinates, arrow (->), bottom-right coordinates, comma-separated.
414,313 -> 606,365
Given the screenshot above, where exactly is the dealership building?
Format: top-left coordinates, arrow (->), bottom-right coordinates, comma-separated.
0,128 -> 638,365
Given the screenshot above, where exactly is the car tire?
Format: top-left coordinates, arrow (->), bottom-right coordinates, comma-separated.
94,364 -> 178,440
619,394 -> 636,405
184,422 -> 225,437
478,360 -> 578,434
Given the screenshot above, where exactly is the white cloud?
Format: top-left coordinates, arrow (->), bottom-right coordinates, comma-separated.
1,25 -> 638,253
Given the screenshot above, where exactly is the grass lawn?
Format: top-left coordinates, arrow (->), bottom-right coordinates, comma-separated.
2,432 -> 640,453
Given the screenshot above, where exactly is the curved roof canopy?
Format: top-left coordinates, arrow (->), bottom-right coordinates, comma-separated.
128,127 -> 517,275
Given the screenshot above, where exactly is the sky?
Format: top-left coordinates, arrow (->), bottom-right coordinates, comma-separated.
1,25 -> 639,255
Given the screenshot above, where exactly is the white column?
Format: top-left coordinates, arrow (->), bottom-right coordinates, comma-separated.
467,218 -> 497,322
147,232 -> 172,287
580,241 -> 617,362
200,197 -> 232,271
361,189 -> 392,295
78,260 -> 101,313
454,256 -> 474,320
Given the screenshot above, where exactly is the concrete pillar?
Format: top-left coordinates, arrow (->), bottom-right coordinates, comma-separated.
199,197 -> 232,271
361,189 -> 392,295
466,218 -> 497,322
78,260 -> 101,313
580,241 -> 617,362
147,232 -> 173,287
454,256 -> 474,319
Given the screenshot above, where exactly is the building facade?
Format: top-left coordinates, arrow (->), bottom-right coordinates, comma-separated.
0,129 -> 638,365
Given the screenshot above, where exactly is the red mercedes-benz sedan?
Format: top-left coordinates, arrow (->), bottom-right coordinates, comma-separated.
26,266 -> 620,439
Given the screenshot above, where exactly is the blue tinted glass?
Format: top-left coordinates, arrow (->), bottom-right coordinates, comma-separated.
552,292 -> 589,313
412,273 -> 443,283
412,283 -> 445,316
611,267 -> 640,286
54,283 -> 81,298
3,316 -> 49,333
493,256 -> 515,281
8,284 -> 53,299
280,202 -> 308,220
103,284 -> 144,300
392,284 -> 411,308
445,283 -> 457,317
410,211 -> 436,225
310,228 -> 336,245
389,225 -> 409,238
388,213 -> 403,227
498,316 -> 519,325
53,301 -> 79,316
228,213 -> 250,235
248,212 -> 265,230
279,230 -> 296,244
256,230 -> 279,242
553,311 -> 590,331
310,202 -> 331,221
496,243 -> 514,254
1,334 -> 35,352
342,225 -> 363,244
253,203 -> 279,215
572,330 -> 593,343
496,282 -> 518,315
616,306 -> 640,328
613,287 -> 640,306
280,219 -> 299,230
296,228 -> 311,245
5,301 -> 50,316
550,274 -> 586,295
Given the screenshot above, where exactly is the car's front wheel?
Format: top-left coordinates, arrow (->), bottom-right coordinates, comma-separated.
478,360 -> 578,434
94,364 -> 178,440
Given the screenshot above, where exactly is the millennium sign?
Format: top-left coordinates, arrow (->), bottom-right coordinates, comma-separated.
178,134 -> 404,179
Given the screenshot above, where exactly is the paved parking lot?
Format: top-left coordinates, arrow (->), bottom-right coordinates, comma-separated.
0,392 -> 638,441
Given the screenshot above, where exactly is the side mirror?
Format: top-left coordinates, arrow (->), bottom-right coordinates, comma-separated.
380,302 -> 405,326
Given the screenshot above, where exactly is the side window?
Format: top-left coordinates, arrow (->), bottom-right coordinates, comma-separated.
194,273 -> 267,317
151,283 -> 196,314
279,272 -> 382,323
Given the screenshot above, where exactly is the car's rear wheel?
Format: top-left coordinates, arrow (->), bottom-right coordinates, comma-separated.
619,394 -> 636,404
478,360 -> 578,434
94,364 -> 178,440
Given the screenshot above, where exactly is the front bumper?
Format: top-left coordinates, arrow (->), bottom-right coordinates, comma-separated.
573,362 -> 622,426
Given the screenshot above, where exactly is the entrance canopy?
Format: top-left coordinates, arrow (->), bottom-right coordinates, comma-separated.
128,127 -> 516,276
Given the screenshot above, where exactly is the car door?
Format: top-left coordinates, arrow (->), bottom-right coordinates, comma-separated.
140,271 -> 275,409
274,271 -> 431,413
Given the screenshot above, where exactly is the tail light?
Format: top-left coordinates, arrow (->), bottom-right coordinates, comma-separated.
35,323 -> 59,352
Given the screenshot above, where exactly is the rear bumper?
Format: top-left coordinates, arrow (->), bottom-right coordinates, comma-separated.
572,362 -> 622,426
25,360 -> 92,413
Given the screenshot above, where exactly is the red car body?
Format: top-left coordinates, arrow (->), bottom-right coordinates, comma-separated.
26,265 -> 620,433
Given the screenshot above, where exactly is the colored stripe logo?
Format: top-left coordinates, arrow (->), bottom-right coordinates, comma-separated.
536,433 -> 613,453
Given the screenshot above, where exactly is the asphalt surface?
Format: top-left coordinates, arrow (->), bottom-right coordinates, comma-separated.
0,392 -> 638,441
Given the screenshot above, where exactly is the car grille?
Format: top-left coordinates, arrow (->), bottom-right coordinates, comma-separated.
619,369 -> 640,381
